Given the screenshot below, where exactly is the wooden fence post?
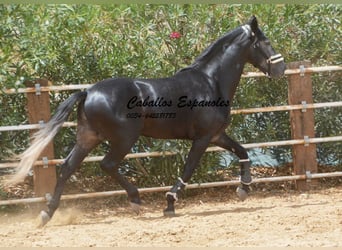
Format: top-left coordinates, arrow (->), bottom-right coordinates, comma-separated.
25,79 -> 56,197
288,61 -> 318,191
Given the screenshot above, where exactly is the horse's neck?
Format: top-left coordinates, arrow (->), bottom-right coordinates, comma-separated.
202,46 -> 247,101
217,55 -> 246,101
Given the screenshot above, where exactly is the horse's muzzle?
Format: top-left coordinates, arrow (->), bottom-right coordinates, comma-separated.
268,54 -> 286,78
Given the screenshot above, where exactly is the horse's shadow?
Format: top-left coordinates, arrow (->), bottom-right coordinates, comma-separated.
135,204 -> 276,222
189,206 -> 275,217
49,200 -> 329,227
49,204 -> 274,227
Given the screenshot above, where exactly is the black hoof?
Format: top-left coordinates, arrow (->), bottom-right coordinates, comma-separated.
236,186 -> 248,201
163,209 -> 176,217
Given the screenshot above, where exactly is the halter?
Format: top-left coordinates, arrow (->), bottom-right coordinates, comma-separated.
267,54 -> 284,64
241,24 -> 255,37
251,35 -> 284,77
242,24 -> 284,74
265,53 -> 284,77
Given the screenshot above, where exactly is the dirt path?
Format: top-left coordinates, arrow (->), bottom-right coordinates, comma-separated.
1,187 -> 342,247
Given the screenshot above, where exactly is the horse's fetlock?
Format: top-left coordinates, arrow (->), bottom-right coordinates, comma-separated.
166,191 -> 178,202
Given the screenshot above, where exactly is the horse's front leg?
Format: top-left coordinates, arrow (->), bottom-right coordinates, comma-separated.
211,132 -> 252,201
164,137 -> 211,216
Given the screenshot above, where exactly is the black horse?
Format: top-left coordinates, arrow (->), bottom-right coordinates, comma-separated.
7,16 -> 285,226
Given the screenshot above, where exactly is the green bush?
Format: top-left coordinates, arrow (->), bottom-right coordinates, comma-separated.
0,4 -> 341,187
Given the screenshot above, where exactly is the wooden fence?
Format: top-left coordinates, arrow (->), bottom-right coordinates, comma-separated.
0,61 -> 341,206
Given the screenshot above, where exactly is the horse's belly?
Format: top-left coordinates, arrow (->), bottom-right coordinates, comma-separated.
141,118 -> 192,139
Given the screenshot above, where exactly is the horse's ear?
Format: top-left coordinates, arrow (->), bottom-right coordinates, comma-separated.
248,15 -> 258,32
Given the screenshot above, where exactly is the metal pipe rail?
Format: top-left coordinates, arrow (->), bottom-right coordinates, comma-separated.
1,101 -> 341,132
1,135 -> 341,169
1,171 -> 341,206
1,65 -> 341,95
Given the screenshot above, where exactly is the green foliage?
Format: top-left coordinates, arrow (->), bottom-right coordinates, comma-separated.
1,4 -> 341,187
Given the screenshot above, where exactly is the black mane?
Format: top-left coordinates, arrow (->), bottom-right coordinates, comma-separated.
186,26 -> 246,70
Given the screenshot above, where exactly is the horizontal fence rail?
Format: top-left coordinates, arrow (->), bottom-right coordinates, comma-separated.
1,101 -> 342,132
1,135 -> 341,169
0,121 -> 77,132
1,65 -> 341,95
1,171 -> 342,206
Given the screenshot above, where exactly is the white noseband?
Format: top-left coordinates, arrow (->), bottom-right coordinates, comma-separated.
267,54 -> 284,64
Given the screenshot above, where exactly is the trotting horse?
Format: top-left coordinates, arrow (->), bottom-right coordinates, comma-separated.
6,16 -> 285,227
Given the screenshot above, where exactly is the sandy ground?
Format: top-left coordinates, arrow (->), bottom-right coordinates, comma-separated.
0,186 -> 342,247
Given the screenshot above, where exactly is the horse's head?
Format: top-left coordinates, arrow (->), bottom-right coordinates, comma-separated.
243,16 -> 286,78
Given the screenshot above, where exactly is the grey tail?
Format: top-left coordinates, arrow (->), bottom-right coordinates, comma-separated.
5,91 -> 87,185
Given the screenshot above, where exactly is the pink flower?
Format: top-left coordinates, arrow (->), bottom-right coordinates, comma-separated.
170,31 -> 181,39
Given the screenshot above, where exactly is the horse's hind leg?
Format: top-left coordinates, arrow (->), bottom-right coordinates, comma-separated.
38,126 -> 100,227
100,141 -> 141,214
